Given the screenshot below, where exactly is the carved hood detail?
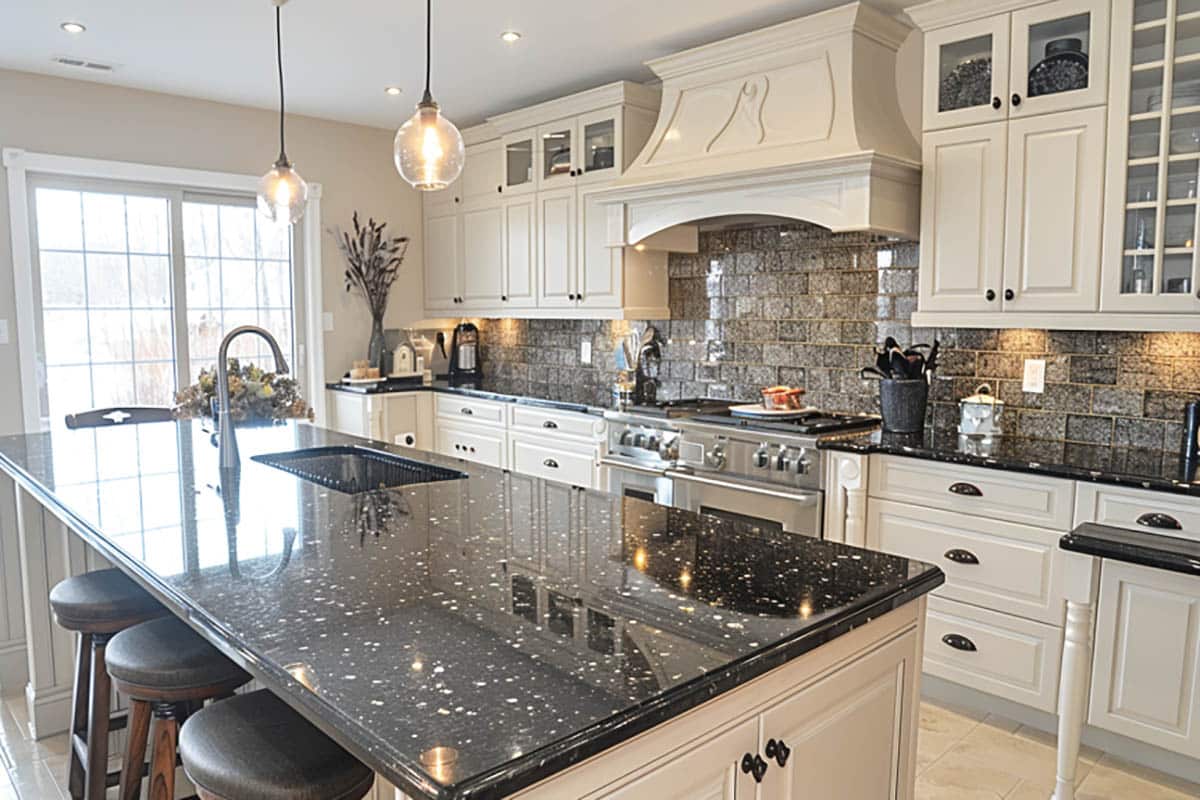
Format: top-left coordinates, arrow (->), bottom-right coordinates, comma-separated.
600,2 -> 921,244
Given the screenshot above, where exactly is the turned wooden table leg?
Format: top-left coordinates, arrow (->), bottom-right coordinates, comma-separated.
1053,553 -> 1099,800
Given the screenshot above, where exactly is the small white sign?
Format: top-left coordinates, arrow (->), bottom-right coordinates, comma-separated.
580,340 -> 592,366
1023,358 -> 1046,394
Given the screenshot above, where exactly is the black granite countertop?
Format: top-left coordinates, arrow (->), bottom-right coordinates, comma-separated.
821,429 -> 1200,498
325,378 -> 604,417
1061,523 -> 1200,576
0,422 -> 942,800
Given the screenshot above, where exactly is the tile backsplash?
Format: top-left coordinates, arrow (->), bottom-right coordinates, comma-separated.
476,221 -> 1200,450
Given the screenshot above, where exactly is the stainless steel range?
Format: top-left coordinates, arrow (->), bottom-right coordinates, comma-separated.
668,409 -> 879,538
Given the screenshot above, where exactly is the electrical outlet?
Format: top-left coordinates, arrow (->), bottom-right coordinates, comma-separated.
0,319 -> 8,345
322,312 -> 334,332
1023,358 -> 1046,393
580,340 -> 592,366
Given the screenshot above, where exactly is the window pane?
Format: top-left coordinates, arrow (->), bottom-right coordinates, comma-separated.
258,260 -> 292,307
90,363 -> 136,406
89,310 -> 133,362
130,255 -> 172,307
257,221 -> 290,260
183,203 -> 219,257
131,311 -> 173,360
134,362 -> 175,405
185,257 -> 220,308
187,310 -> 222,377
82,193 -> 128,252
125,196 -> 169,254
43,310 -> 89,365
86,253 -> 130,307
40,252 -> 86,307
219,205 -> 255,257
221,259 -> 257,307
36,189 -> 83,250
47,365 -> 92,423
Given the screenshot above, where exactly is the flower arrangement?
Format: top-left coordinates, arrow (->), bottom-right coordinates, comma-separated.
174,358 -> 314,423
333,212 -> 410,368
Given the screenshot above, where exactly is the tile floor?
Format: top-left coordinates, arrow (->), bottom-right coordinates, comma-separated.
1,691 -> 1198,799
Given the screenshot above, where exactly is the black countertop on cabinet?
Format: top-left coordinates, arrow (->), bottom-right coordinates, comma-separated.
0,422 -> 942,800
1061,523 -> 1200,576
325,379 -> 604,417
821,429 -> 1200,498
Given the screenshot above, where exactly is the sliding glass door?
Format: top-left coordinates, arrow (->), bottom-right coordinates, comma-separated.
28,176 -> 304,428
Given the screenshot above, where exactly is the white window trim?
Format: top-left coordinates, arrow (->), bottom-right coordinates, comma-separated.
3,148 -> 327,432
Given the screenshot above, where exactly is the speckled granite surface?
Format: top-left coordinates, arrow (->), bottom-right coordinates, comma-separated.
0,421 -> 941,800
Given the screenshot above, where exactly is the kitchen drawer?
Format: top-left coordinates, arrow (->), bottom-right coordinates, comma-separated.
1075,483 -> 1200,544
868,455 -> 1074,530
509,405 -> 603,441
437,422 -> 505,469
866,499 -> 1065,625
435,394 -> 506,425
924,596 -> 1062,713
511,435 -> 595,487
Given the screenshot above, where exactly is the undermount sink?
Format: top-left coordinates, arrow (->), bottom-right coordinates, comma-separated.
252,446 -> 466,494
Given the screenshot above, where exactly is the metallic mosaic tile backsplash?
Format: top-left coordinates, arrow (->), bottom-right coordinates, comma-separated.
477,221 -> 1200,450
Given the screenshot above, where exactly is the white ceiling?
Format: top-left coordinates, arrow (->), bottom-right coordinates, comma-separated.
0,0 -> 909,130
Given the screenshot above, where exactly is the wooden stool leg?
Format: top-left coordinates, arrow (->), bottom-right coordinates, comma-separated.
147,702 -> 178,800
67,633 -> 92,800
84,634 -> 112,800
118,699 -> 151,800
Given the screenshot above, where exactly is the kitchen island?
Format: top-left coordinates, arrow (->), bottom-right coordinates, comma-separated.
0,420 -> 942,800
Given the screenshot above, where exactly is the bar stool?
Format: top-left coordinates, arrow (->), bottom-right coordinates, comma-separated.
49,568 -> 166,800
106,616 -> 252,800
179,689 -> 374,800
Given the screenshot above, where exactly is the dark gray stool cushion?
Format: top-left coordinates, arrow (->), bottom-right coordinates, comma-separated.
107,616 -> 250,692
49,568 -> 164,631
180,690 -> 373,800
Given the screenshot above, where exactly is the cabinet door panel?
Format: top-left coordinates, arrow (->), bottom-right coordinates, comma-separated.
599,717 -> 758,800
1009,0 -> 1109,118
460,204 -> 505,308
1003,106 -> 1105,311
1089,561 -> 1200,758
538,187 -> 577,307
541,481 -> 576,579
462,140 -> 503,202
424,214 -> 460,310
922,16 -> 1011,132
503,197 -> 537,307
919,123 -> 1007,312
578,187 -> 622,308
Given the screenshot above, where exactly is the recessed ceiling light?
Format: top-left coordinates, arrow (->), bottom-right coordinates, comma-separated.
60,21 -> 86,34
500,30 -> 522,43
384,86 -> 402,96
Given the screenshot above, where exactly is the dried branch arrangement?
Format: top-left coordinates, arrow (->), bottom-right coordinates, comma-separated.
334,212 -> 410,320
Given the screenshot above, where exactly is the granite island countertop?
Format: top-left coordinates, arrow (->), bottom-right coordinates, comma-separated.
0,421 -> 942,800
821,428 -> 1200,497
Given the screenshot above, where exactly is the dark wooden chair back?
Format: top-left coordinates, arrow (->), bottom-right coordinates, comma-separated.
64,406 -> 176,430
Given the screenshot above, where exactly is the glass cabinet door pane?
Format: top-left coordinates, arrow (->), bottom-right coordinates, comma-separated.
1162,253 -> 1195,293
937,35 -> 994,113
1125,207 -> 1158,250
1168,160 -> 1200,199
1136,0 -> 1167,24
1128,163 -> 1159,202
1163,204 -> 1196,247
542,128 -> 573,181
1026,13 -> 1092,99
505,138 -> 534,189
1170,110 -> 1200,154
582,119 -> 616,175
1122,254 -> 1156,293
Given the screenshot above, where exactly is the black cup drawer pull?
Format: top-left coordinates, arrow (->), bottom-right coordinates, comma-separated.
765,738 -> 791,767
542,420 -> 558,429
460,407 -> 473,415
944,548 -> 980,565
740,753 -> 768,783
949,482 -> 983,497
942,633 -> 977,653
1137,512 -> 1183,530
543,458 -> 559,469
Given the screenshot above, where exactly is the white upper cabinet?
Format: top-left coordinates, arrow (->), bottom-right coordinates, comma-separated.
502,196 -> 537,307
424,213 -> 460,309
576,107 -> 623,185
460,139 -> 504,204
537,186 -> 577,308
502,128 -> 538,196
923,16 -> 1012,131
1008,0 -> 1110,118
538,119 -> 577,191
460,202 -> 505,309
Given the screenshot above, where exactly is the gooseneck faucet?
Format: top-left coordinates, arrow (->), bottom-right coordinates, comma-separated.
216,325 -> 290,469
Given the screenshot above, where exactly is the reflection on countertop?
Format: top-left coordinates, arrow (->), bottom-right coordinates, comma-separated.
0,421 -> 942,800
822,428 -> 1200,496
325,377 -> 605,416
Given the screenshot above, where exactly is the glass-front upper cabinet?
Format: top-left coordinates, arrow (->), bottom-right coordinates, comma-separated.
576,108 -> 621,183
923,16 -> 1011,131
538,120 -> 576,189
501,129 -> 537,196
1103,0 -> 1200,312
1009,0 -> 1111,117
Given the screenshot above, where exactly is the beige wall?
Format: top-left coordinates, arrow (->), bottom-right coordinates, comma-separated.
0,68 -> 425,435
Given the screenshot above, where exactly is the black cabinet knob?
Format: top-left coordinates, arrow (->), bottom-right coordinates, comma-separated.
740,753 -> 768,783
543,458 -> 559,469
948,482 -> 983,497
992,96 -> 1002,109
497,185 -> 503,193
942,633 -> 978,652
576,292 -> 583,301
1137,512 -> 1183,530
944,548 -> 980,565
461,407 -> 473,415
501,295 -> 508,301
1004,288 -> 1015,301
985,289 -> 996,301
1011,93 -> 1022,107
455,196 -> 461,203
567,293 -> 576,300
543,420 -> 558,429
765,738 -> 791,767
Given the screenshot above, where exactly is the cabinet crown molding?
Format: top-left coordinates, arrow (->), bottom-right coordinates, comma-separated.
905,0 -> 1052,31
487,81 -> 661,135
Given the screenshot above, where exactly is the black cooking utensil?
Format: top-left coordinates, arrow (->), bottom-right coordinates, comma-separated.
860,367 -> 889,380
925,340 -> 940,376
889,350 -> 909,379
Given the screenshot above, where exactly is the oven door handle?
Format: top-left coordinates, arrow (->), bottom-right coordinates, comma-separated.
666,469 -> 820,505
599,458 -> 668,478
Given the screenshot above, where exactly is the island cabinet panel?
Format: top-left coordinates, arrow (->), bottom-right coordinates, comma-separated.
598,717 -> 759,800
1088,560 -> 1200,758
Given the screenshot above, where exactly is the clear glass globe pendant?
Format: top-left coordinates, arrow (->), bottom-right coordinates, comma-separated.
256,1 -> 307,225
395,0 -> 465,191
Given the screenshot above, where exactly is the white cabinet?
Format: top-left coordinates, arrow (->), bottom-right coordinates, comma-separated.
460,202 -> 504,309
1089,560 -> 1200,758
921,15 -> 1012,132
423,213 -> 460,309
578,186 -> 622,308
537,186 -> 577,308
599,718 -> 758,800
502,196 -> 537,307
327,391 -> 434,449
919,122 -> 1008,312
435,421 -> 506,469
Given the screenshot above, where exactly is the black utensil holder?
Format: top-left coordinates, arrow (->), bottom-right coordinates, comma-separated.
880,379 -> 928,433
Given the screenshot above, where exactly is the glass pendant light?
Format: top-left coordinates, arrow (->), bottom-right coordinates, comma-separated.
257,0 -> 308,225
394,0 -> 464,190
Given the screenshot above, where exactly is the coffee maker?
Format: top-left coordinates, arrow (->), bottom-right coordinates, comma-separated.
449,322 -> 482,382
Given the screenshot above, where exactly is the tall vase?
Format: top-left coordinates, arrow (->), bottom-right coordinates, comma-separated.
368,315 -> 386,370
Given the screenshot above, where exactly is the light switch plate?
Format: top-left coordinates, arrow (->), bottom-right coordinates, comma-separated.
580,340 -> 592,366
0,319 -> 8,345
1023,358 -> 1046,393
322,312 -> 334,332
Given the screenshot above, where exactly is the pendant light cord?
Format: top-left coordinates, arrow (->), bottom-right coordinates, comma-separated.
275,5 -> 288,164
422,0 -> 433,105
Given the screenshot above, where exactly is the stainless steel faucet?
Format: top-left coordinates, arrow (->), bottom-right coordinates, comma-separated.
216,325 -> 290,469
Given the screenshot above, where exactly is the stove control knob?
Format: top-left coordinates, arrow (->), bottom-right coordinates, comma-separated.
776,448 -> 792,472
633,433 -> 648,448
619,429 -> 635,446
659,439 -> 679,461
794,447 -> 812,475
705,444 -> 727,470
753,445 -> 771,469
646,436 -> 660,452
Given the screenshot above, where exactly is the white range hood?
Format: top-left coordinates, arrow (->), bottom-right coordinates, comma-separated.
600,2 -> 921,246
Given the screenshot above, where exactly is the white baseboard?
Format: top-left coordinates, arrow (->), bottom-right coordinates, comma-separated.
0,640 -> 27,694
24,681 -> 72,740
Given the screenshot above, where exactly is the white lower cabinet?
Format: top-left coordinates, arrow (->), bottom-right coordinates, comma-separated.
1088,560 -> 1200,758
436,421 -> 506,469
600,718 -> 759,800
327,391 -> 434,449
510,435 -> 596,487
